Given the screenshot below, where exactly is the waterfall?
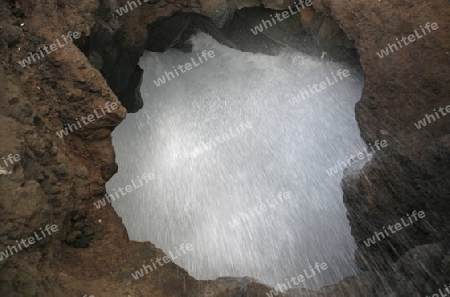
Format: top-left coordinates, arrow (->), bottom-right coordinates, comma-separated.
106,32 -> 367,289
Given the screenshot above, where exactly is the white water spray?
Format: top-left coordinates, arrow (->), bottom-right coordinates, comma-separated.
107,32 -> 367,289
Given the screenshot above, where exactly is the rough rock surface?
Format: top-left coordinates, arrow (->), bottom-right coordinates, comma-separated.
0,0 -> 449,296
319,0 -> 450,295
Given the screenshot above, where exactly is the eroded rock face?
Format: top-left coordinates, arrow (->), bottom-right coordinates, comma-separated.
0,0 -> 449,296
343,136 -> 450,268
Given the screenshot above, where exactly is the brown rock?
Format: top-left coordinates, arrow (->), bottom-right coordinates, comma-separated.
1,24 -> 22,47
0,0 -> 449,296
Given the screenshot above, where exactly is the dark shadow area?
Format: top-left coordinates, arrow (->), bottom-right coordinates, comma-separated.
75,8 -> 359,114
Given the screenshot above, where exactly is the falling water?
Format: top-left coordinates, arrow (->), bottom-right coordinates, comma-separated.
106,32 -> 368,289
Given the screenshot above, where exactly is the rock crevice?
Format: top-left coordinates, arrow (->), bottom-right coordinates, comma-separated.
0,0 -> 449,296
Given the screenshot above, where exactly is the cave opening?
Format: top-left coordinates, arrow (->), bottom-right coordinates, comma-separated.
106,8 -> 367,289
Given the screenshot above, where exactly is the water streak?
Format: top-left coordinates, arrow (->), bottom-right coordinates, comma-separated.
107,32 -> 366,289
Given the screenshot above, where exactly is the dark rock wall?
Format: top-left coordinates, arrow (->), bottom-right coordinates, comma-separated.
318,0 -> 450,295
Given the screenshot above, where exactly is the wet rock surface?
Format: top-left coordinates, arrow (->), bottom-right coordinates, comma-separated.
0,0 -> 449,296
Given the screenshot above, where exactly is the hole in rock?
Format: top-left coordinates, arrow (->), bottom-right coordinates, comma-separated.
107,11 -> 367,289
